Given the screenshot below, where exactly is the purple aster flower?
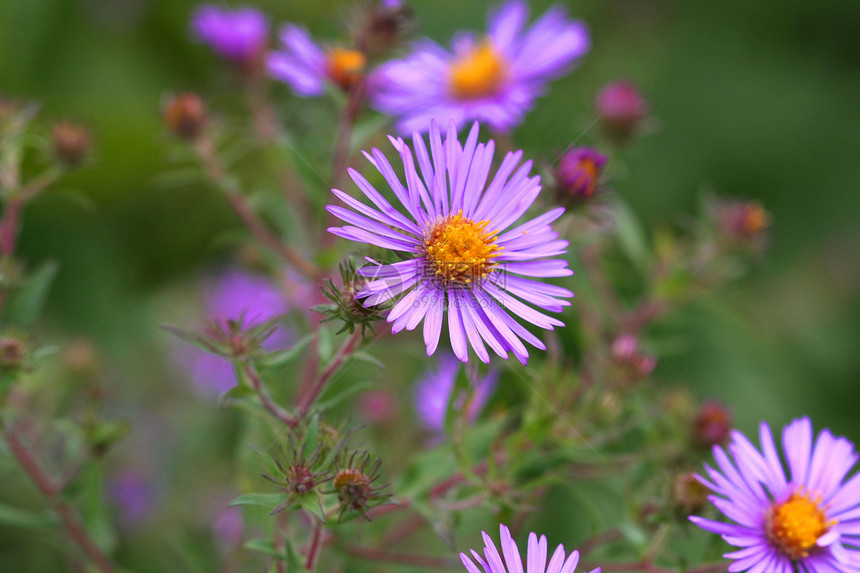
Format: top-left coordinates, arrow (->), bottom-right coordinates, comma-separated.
176,269 -> 295,395
267,25 -> 367,96
368,0 -> 589,134
691,417 -> 860,572
191,5 -> 268,65
415,354 -> 498,433
556,147 -> 607,202
327,120 -> 574,364
461,523 -> 601,573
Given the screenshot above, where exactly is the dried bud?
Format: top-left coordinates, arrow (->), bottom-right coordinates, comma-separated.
52,121 -> 91,168
354,1 -> 415,57
0,336 -> 26,375
263,444 -> 332,514
333,451 -> 388,520
596,80 -> 648,144
693,400 -> 732,448
316,260 -> 387,335
556,147 -> 607,203
609,334 -> 657,383
672,472 -> 709,515
163,93 -> 207,140
63,338 -> 100,377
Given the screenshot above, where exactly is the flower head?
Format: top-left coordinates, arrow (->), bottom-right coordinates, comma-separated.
175,269 -> 296,395
556,147 -> 606,203
268,25 -> 366,96
460,523 -> 600,573
369,0 -> 589,134
691,417 -> 860,572
415,354 -> 497,433
327,121 -> 574,364
191,4 -> 268,65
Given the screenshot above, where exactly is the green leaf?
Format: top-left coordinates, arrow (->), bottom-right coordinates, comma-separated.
3,260 -> 58,327
229,493 -> 285,510
610,197 -> 652,274
315,380 -> 377,412
244,538 -> 281,558
247,445 -> 284,480
259,335 -> 313,368
0,503 -> 58,529
298,492 -> 326,524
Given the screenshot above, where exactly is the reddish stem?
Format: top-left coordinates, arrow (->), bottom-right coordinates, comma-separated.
304,519 -> 324,570
296,328 -> 363,418
4,425 -> 115,573
193,137 -> 321,281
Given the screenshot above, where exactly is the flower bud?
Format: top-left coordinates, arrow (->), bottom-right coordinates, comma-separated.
611,334 -> 639,363
354,1 -> 415,57
672,472 -> 709,515
556,147 -> 607,203
693,400 -> 732,447
0,336 -> 27,376
52,121 -> 91,168
333,451 -> 388,520
163,93 -> 208,141
596,80 -> 648,144
609,334 -> 656,383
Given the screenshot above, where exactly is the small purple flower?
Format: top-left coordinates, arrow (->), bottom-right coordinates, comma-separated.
415,354 -> 498,433
267,25 -> 367,96
369,0 -> 589,134
461,523 -> 601,573
108,470 -> 156,527
191,4 -> 268,65
327,120 -> 574,364
176,269 -> 296,395
556,147 -> 607,201
691,417 -> 860,572
213,505 -> 244,548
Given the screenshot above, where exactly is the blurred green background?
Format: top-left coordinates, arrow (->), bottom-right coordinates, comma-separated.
0,0 -> 859,567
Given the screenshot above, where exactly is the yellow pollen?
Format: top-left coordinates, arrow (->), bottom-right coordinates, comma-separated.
326,48 -> 366,90
742,204 -> 769,235
448,40 -> 508,100
425,211 -> 501,284
766,491 -> 835,560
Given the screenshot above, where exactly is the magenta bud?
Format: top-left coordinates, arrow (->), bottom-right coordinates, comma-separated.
596,80 -> 648,143
556,147 -> 607,202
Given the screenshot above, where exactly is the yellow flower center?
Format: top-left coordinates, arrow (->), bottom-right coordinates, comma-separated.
448,41 -> 508,100
766,491 -> 835,560
425,211 -> 501,284
326,48 -> 366,90
742,204 -> 769,235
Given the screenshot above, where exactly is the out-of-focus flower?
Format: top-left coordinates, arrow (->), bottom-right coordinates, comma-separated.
460,523 -> 601,573
163,93 -> 208,141
52,121 -> 91,168
267,25 -> 367,95
213,504 -> 244,549
191,4 -> 268,67
414,354 -> 497,434
108,470 -> 156,527
609,334 -> 656,381
691,417 -> 860,572
358,389 -> 398,425
175,269 -> 295,395
693,400 -> 732,447
369,0 -> 589,134
714,199 -> 771,243
327,121 -> 574,363
556,147 -> 607,203
595,80 -> 648,143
